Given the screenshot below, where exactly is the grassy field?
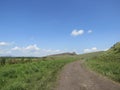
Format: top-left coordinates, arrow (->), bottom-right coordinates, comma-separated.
85,42 -> 120,83
0,55 -> 78,90
0,42 -> 120,90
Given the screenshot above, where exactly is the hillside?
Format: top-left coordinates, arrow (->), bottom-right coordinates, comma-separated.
108,42 -> 120,53
85,42 -> 120,83
48,52 -> 77,57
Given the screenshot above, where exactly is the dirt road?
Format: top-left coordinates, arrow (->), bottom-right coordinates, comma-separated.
56,60 -> 120,90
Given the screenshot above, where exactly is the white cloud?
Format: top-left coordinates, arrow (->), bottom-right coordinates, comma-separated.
88,30 -> 92,33
71,29 -> 84,36
10,45 -> 64,56
83,49 -> 90,53
83,47 -> 98,53
0,42 -> 9,46
55,49 -> 61,52
0,43 -> 72,57
42,49 -> 61,54
25,44 -> 40,51
12,44 -> 40,52
12,46 -> 22,51
92,47 -> 97,51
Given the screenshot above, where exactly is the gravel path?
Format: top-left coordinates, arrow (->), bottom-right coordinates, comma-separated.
56,60 -> 120,90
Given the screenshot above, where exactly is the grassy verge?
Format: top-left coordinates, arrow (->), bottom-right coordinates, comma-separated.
0,56 -> 77,90
85,53 -> 120,83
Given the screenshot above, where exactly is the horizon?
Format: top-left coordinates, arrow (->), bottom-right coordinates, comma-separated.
0,0 -> 120,57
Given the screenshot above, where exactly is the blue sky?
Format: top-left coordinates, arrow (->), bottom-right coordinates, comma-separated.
0,0 -> 120,56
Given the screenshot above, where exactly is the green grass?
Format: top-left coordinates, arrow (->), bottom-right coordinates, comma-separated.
84,42 -> 120,83
85,51 -> 120,83
78,51 -> 104,60
0,56 -> 77,90
86,58 -> 120,82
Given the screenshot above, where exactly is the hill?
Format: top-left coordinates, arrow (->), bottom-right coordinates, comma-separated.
48,52 -> 77,57
108,42 -> 120,53
85,42 -> 120,83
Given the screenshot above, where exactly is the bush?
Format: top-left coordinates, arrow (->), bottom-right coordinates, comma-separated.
0,58 -> 6,66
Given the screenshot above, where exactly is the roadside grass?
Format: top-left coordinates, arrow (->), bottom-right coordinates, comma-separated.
0,55 -> 78,90
85,52 -> 120,83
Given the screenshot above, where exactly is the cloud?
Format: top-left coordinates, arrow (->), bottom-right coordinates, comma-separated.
71,29 -> 84,36
0,43 -> 72,57
83,49 -> 90,53
12,46 -> 21,51
88,30 -> 92,33
12,44 -> 40,52
92,47 -> 97,51
71,29 -> 93,36
83,47 -> 98,53
0,42 -> 9,46
10,45 -> 64,56
42,49 -> 61,54
25,44 -> 40,51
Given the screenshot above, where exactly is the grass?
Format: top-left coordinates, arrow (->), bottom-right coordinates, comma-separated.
0,55 -> 78,90
85,51 -> 120,83
1,42 -> 120,90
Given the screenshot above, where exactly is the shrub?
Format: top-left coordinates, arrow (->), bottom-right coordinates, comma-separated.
0,58 -> 6,66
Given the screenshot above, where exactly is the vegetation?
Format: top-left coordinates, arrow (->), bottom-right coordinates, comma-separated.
1,42 -> 120,90
0,55 -> 78,90
85,42 -> 120,83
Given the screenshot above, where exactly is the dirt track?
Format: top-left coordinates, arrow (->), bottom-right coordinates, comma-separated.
56,60 -> 120,90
